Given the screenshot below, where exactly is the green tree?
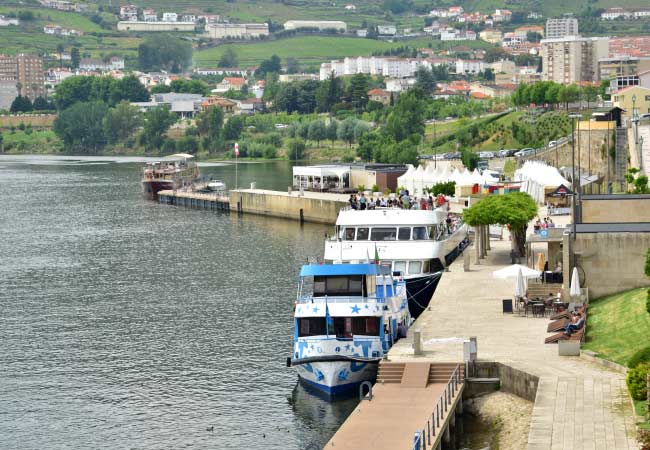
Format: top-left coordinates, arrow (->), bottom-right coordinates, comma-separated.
461,148 -> 479,170
168,79 -> 209,95
581,85 -> 599,109
114,75 -> 150,104
10,95 -> 33,113
385,87 -> 426,142
141,106 -> 177,149
218,48 -> 239,68
327,119 -> 338,145
161,139 -> 177,153
56,43 -> 65,69
463,192 -> 538,256
103,101 -> 142,143
415,66 -> 437,95
222,115 -> 245,141
196,106 -> 224,142
33,96 -> 51,110
256,55 -> 281,79
288,138 -> 306,161
349,73 -> 369,111
54,101 -> 109,153
177,136 -> 199,154
308,119 -> 327,146
71,47 -> 80,69
138,35 -> 192,73
337,117 -> 358,147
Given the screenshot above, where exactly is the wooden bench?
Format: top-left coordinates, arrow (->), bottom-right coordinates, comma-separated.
547,317 -> 570,332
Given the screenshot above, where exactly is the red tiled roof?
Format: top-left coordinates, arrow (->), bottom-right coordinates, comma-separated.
223,77 -> 246,85
471,92 -> 490,99
368,88 -> 389,96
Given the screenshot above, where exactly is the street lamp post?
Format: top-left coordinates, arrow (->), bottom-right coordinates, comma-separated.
569,113 -> 581,242
433,119 -> 437,169
640,136 -> 645,173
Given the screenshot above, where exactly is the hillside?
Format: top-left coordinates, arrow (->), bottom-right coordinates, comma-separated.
194,36 -> 489,68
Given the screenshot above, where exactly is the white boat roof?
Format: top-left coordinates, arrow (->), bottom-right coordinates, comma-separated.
164,153 -> 195,160
335,209 -> 447,226
293,165 -> 350,177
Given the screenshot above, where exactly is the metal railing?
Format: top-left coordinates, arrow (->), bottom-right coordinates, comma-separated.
296,295 -> 386,305
411,364 -> 464,450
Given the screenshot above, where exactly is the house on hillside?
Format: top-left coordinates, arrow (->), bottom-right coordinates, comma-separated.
236,97 -> 264,114
368,88 -> 391,105
119,4 -> 138,21
215,77 -> 247,92
142,9 -> 157,21
201,96 -> 238,114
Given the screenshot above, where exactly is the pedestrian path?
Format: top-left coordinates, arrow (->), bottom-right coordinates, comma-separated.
388,236 -> 639,450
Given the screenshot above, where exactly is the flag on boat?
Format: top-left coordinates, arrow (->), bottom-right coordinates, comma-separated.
325,300 -> 333,336
374,244 -> 380,264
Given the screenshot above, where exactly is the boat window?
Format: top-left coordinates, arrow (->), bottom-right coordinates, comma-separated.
408,261 -> 422,275
365,275 -> 376,296
413,227 -> 427,240
351,317 -> 380,336
331,317 -> 353,339
370,227 -> 397,241
313,275 -> 364,296
398,227 -> 411,240
423,260 -> 430,273
356,227 -> 369,240
343,227 -> 356,240
428,227 -> 435,239
394,261 -> 406,274
298,317 -> 327,337
430,258 -> 444,272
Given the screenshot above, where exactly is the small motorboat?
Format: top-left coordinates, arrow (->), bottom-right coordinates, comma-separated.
207,180 -> 226,191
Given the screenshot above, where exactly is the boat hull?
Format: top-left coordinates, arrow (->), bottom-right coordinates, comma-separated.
405,273 -> 442,318
295,361 -> 378,397
141,180 -> 174,200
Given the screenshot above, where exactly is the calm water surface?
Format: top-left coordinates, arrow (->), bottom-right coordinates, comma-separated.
0,156 -> 490,450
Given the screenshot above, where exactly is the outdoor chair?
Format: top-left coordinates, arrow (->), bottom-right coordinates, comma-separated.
532,303 -> 545,318
544,327 -> 585,344
547,317 -> 570,332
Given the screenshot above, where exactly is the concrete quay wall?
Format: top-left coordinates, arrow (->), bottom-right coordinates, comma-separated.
229,189 -> 348,224
469,362 -> 540,402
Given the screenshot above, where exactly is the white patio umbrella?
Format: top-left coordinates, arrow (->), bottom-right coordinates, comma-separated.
514,268 -> 526,298
570,266 -> 581,297
493,264 -> 541,279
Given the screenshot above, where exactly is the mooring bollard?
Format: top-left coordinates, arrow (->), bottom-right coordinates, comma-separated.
413,330 -> 422,356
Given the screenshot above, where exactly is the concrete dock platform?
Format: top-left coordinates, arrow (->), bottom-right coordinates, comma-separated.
387,236 -> 639,450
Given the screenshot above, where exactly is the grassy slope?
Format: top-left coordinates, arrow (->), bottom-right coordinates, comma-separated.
2,130 -> 63,153
0,6 -> 140,57
582,288 -> 650,367
194,36 -> 489,67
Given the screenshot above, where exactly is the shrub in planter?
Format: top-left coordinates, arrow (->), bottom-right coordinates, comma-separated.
626,362 -> 650,400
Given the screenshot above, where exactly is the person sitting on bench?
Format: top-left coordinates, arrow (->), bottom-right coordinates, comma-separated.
564,313 -> 585,336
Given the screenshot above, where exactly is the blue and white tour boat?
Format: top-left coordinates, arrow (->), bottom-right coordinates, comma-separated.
290,263 -> 409,397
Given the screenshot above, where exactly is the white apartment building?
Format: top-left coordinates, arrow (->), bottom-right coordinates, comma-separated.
545,17 -> 579,39
204,23 -> 269,39
283,20 -> 346,31
142,9 -> 157,21
541,36 -> 609,83
377,25 -> 397,35
162,12 -> 177,22
440,28 -> 476,41
455,59 -> 486,74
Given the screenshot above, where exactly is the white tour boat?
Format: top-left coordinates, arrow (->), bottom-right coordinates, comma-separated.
323,207 -> 468,318
289,263 -> 409,397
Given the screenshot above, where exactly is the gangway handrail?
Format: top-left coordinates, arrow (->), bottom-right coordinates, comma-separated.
410,363 -> 464,450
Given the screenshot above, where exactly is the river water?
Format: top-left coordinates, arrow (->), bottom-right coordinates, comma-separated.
0,156 -> 490,450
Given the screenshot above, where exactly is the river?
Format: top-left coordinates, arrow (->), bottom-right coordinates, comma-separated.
0,156 -> 491,450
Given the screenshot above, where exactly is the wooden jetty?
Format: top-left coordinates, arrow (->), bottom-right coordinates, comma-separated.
326,362 -> 464,450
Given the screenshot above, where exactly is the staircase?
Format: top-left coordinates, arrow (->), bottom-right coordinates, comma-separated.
376,362 -> 464,385
526,281 -> 563,300
615,127 -> 628,182
639,125 -> 650,177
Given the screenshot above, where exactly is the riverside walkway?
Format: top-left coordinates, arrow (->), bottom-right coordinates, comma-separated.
388,236 -> 639,450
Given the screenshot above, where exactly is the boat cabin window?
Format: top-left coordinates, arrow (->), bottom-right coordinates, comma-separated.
398,227 -> 411,240
408,261 -> 422,275
343,227 -> 355,240
412,227 -> 428,240
330,317 -> 381,338
423,260 -> 430,273
356,227 -> 369,240
370,227 -> 396,241
394,261 -> 406,274
313,275 -> 364,296
298,317 -> 326,337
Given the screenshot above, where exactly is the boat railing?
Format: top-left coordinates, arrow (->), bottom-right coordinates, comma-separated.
296,295 -> 386,305
411,364 -> 464,450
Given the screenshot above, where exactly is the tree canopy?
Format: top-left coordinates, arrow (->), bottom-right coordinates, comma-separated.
463,192 -> 538,255
138,35 -> 192,73
54,75 -> 149,110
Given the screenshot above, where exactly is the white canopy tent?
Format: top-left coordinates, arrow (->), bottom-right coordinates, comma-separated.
397,163 -> 500,195
493,264 -> 541,280
515,161 -> 571,204
292,165 -> 350,191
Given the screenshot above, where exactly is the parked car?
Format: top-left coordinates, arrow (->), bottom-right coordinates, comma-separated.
445,152 -> 462,159
548,140 -> 558,147
274,123 -> 288,129
478,151 -> 495,159
498,149 -> 517,158
515,148 -> 535,158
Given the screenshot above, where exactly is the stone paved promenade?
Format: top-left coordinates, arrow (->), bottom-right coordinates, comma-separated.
388,236 -> 639,450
